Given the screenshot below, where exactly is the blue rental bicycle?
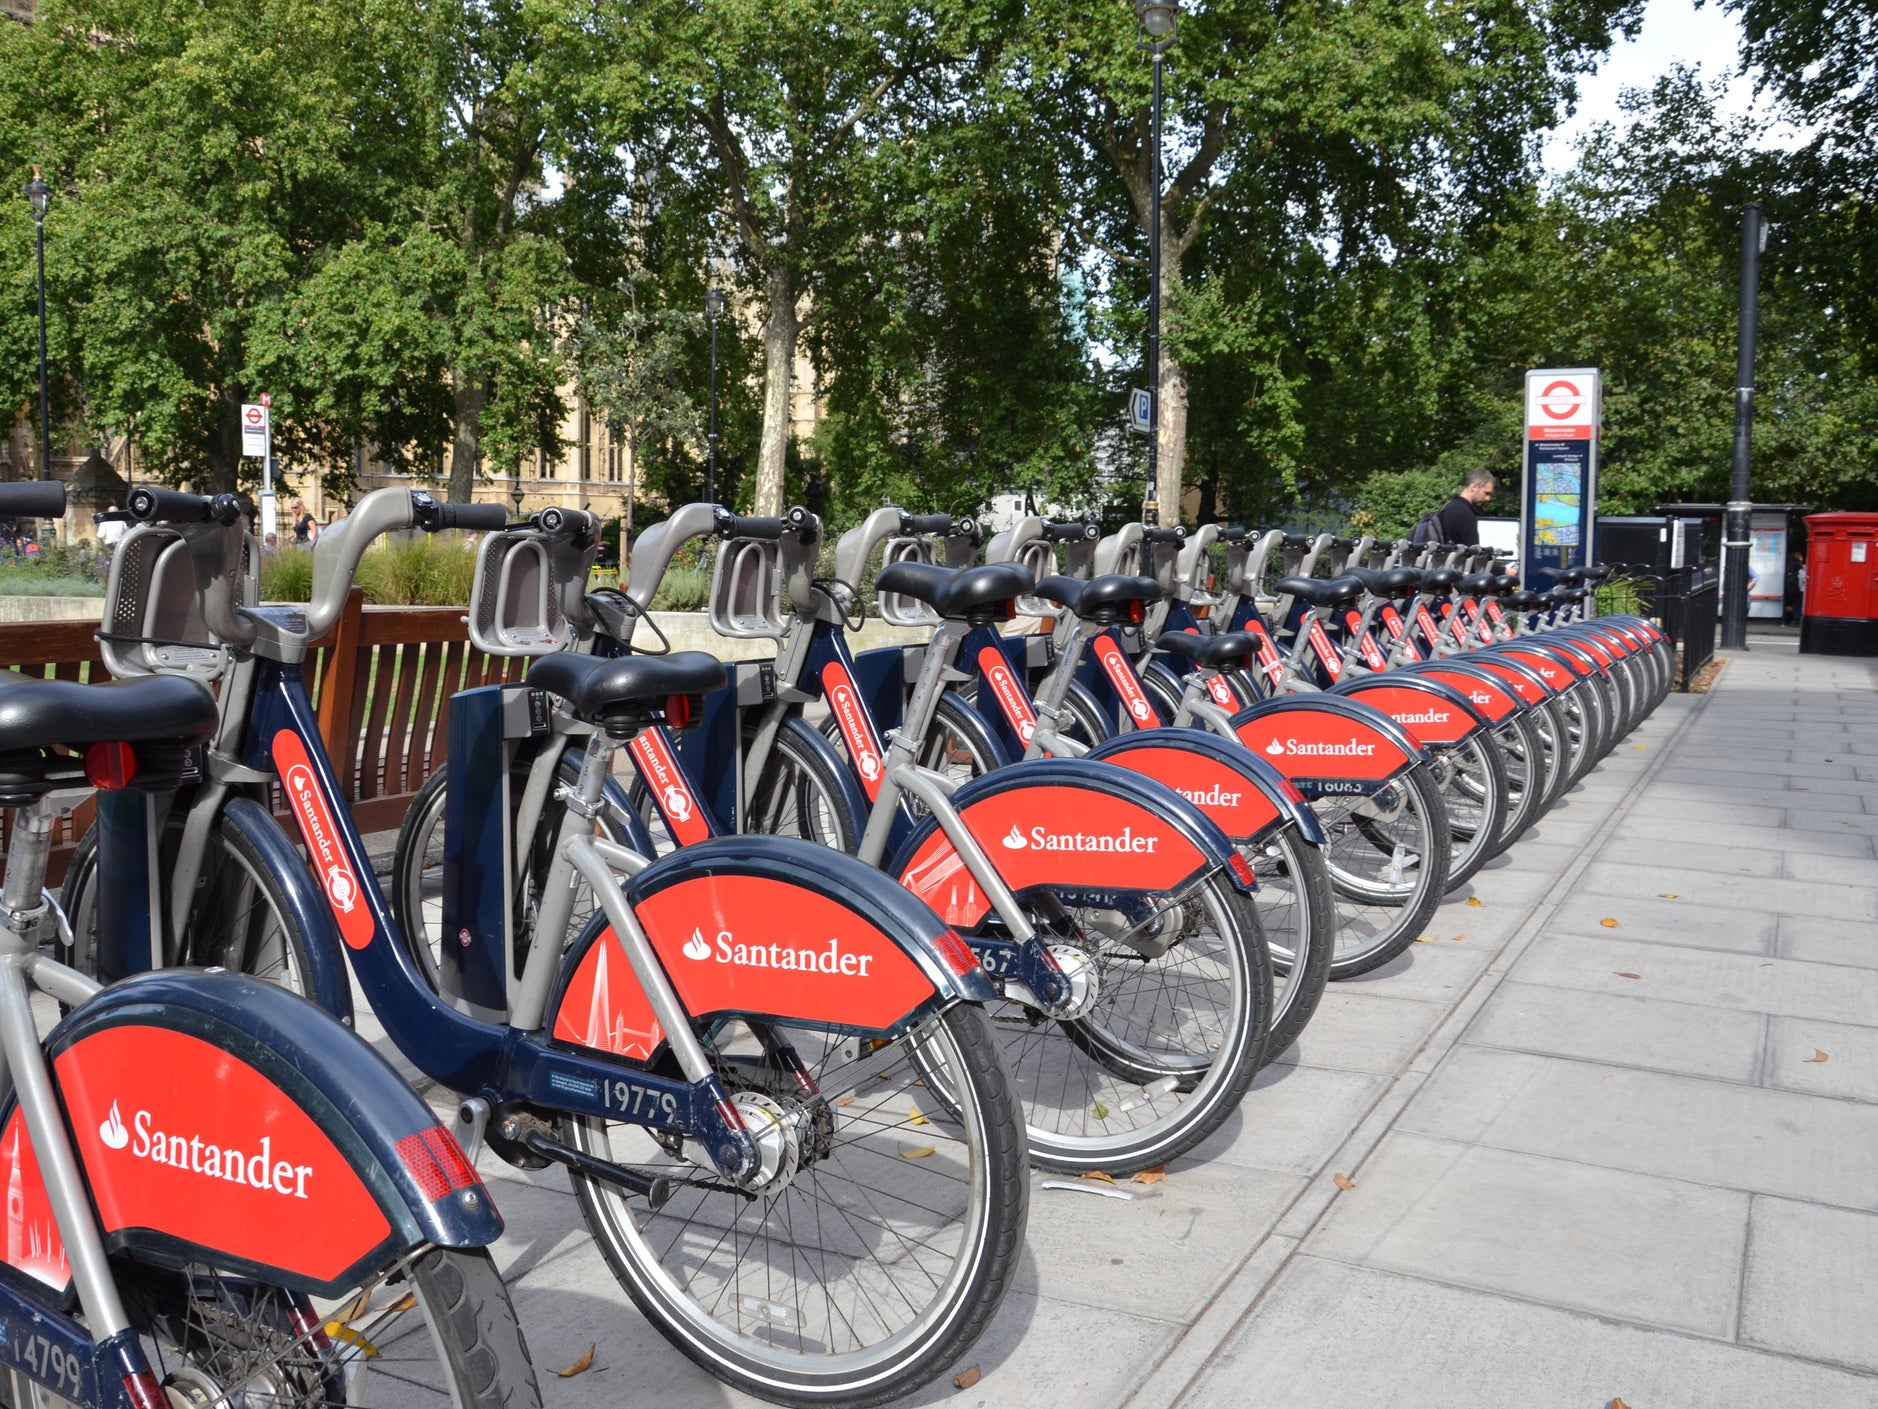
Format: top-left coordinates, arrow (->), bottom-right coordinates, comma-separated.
0,482 -> 538,1409
61,486 -> 1029,1409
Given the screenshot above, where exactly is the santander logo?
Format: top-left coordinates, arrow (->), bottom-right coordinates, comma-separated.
977,650 -> 1038,743
823,667 -> 885,789
103,1103 -> 316,1198
1094,636 -> 1156,725
273,731 -> 373,949
1000,822 -> 1160,854
1390,708 -> 1452,727
681,925 -> 877,978
1265,737 -> 1379,757
628,729 -> 709,842
1177,784 -> 1242,807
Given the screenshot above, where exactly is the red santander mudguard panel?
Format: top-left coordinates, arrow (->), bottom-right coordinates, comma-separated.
1469,657 -> 1546,705
1096,744 -> 1284,840
56,1027 -> 390,1283
1414,668 -> 1517,721
900,785 -> 1209,929
0,1109 -> 69,1289
1336,683 -> 1476,744
554,929 -> 667,1061
633,877 -> 936,1029
1233,709 -> 1414,781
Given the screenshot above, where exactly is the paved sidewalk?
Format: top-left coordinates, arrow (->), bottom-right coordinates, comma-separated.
432,635 -> 1877,1409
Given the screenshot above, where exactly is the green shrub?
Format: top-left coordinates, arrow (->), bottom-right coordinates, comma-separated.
260,548 -> 314,602
650,566 -> 709,612
0,569 -> 103,597
355,535 -> 478,606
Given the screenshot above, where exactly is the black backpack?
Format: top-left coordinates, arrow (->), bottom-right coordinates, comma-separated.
1408,509 -> 1443,547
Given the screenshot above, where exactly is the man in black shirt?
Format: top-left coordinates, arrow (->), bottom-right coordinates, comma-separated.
1435,468 -> 1495,546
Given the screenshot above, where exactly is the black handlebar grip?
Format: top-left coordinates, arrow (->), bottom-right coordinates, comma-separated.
126,486 -> 242,526
0,480 -> 66,518
1217,524 -> 1251,544
535,506 -> 599,543
899,512 -> 955,536
1331,537 -> 1357,551
439,502 -> 510,532
1282,534 -> 1311,549
1042,519 -> 1100,542
1143,526 -> 1187,543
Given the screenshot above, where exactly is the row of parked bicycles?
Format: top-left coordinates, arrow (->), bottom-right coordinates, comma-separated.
0,478 -> 1667,1409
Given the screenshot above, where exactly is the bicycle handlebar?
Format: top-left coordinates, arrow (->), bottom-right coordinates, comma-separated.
126,486 -> 245,527
1142,526 -> 1187,544
1041,519 -> 1100,543
0,481 -> 65,518
714,505 -> 815,542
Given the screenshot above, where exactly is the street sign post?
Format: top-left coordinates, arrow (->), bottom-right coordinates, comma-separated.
242,398 -> 277,541
1518,369 -> 1601,589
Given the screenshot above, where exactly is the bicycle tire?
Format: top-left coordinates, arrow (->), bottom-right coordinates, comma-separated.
1434,731 -> 1508,892
1317,764 -> 1451,978
563,1002 -> 1026,1409
1482,713 -> 1545,857
1248,821 -> 1335,1064
913,694 -> 1272,1172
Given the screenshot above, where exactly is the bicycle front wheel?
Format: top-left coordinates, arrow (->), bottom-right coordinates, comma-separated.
1316,765 -> 1452,978
564,1003 -> 1026,1409
121,1245 -> 538,1409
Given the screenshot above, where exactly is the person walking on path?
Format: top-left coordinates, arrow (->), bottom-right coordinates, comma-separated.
290,499 -> 319,546
97,504 -> 125,552
1421,468 -> 1495,547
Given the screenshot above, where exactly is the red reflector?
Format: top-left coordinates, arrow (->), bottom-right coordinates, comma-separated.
84,741 -> 136,790
395,1126 -> 480,1202
664,694 -> 695,729
1126,598 -> 1146,625
1228,852 -> 1256,887
714,1095 -> 747,1134
123,1371 -> 168,1409
932,929 -> 981,980
1278,778 -> 1306,804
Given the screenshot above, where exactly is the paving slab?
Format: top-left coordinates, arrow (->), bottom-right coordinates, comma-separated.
1779,913 -> 1878,968
1176,1258 -> 1878,1409
1400,1046 -> 1878,1210
1741,1196 -> 1878,1372
1465,981 -> 1766,1081
1765,1015 -> 1878,1100
1305,1132 -> 1748,1335
1270,987 -> 1445,1075
1548,890 -> 1778,953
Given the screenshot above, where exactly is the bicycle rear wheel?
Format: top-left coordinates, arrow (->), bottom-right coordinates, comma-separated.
120,1246 -> 537,1409
1316,765 -> 1452,978
564,1003 -> 1026,1409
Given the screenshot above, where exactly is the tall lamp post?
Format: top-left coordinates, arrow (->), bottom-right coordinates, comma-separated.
1136,1 -> 1178,527
705,286 -> 724,505
1721,201 -> 1766,652
24,168 -> 49,482
509,476 -> 526,522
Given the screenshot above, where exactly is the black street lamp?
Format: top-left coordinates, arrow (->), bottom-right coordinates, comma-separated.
510,476 -> 526,520
1136,1 -> 1178,527
705,286 -> 724,505
1721,201 -> 1767,651
24,167 -> 49,482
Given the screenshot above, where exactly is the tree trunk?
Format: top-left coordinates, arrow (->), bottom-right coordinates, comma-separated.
449,367 -> 484,502
752,260 -> 796,517
1158,347 -> 1189,521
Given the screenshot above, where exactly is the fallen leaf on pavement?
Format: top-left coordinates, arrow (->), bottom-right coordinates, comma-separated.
1657,893 -> 1678,900
557,1346 -> 596,1378
1600,917 -> 1620,928
1611,1399 -> 1631,1409
1333,1173 -> 1355,1191
1080,1171 -> 1116,1184
899,1144 -> 936,1160
908,1103 -> 929,1126
1616,972 -> 1641,980
1416,934 -> 1437,943
1807,1049 -> 1830,1064
1092,1099 -> 1112,1120
1450,934 -> 1465,942
1465,896 -> 1483,908
1133,1165 -> 1168,1185
953,1365 -> 982,1391
836,1096 -> 855,1107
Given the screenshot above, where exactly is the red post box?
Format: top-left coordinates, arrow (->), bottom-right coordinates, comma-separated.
1800,511 -> 1878,656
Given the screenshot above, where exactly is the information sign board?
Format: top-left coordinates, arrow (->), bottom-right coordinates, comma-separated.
1519,369 -> 1601,589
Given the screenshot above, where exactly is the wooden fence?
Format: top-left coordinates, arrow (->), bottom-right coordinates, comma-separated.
0,590 -> 526,882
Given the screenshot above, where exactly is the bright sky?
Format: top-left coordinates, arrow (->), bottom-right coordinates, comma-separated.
1541,0 -> 1807,173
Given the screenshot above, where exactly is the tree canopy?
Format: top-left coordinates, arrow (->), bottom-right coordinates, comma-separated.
0,0 -> 1869,523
